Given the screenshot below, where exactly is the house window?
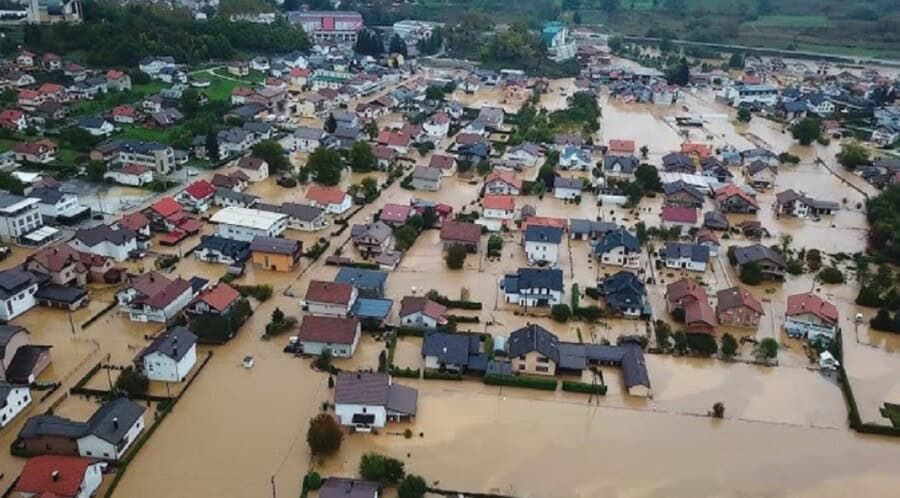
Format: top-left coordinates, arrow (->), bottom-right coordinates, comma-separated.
518,355 -> 526,360
537,356 -> 549,363
536,366 -> 549,373
518,364 -> 525,370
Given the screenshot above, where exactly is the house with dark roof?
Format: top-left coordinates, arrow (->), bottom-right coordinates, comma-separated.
14,455 -> 106,498
411,166 -> 443,191
134,327 -> 197,382
400,296 -> 448,329
305,281 -> 357,317
716,287 -> 763,329
0,269 -> 40,321
774,189 -> 839,218
508,324 -> 560,376
28,186 -> 90,225
333,371 -> 418,430
663,180 -> 705,208
115,271 -> 193,323
194,235 -> 250,266
600,271 -> 649,318
319,478 -> 380,498
335,268 -> 387,298
351,221 -> 394,257
662,153 -> 695,173
743,161 -> 777,190
0,382 -> 31,428
523,225 -> 563,265
664,242 -> 710,272
277,202 -> 327,231
603,154 -> 639,181
700,157 -> 733,183
295,316 -> 361,357
25,244 -> 89,287
502,268 -> 564,308
250,236 -> 302,272
703,211 -> 730,231
569,219 -> 616,241
553,176 -> 583,200
593,228 -> 641,268
731,244 -> 786,281
421,331 -> 486,374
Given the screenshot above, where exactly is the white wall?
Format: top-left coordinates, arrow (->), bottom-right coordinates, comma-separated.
401,311 -> 438,329
335,403 -> 387,428
68,237 -> 137,262
77,415 -> 145,460
525,241 -> 559,264
142,344 -> 197,382
215,221 -> 286,242
0,386 -> 30,428
0,283 -> 38,321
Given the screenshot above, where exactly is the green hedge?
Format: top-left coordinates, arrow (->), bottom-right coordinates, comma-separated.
390,366 -> 420,378
395,326 -> 426,337
562,380 -> 608,395
423,370 -> 463,381
447,315 -> 480,324
483,374 -> 558,391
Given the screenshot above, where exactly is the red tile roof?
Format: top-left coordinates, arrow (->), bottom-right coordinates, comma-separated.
485,171 -> 523,190
120,163 -> 151,175
106,69 -> 126,80
429,154 -> 456,170
194,283 -> 241,313
296,316 -> 359,345
685,299 -> 717,331
29,244 -> 82,273
117,212 -> 150,231
665,278 -> 707,305
661,206 -> 698,224
306,280 -> 354,305
715,184 -> 759,208
786,293 -> 838,324
440,221 -> 482,244
716,286 -> 764,315
306,185 -> 347,206
379,203 -> 412,224
150,197 -> 182,217
38,83 -> 64,94
608,139 -> 635,154
680,143 -> 713,159
520,216 -> 567,231
377,130 -> 411,147
15,455 -> 97,498
112,105 -> 136,117
483,195 -> 515,211
183,179 -> 215,200
399,296 -> 447,321
18,89 -> 40,100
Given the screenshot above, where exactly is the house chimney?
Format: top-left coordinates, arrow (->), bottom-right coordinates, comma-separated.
113,417 -> 119,429
51,470 -> 60,481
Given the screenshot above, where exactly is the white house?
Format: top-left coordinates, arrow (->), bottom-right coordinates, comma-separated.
295,316 -> 361,358
210,207 -> 287,242
399,296 -> 447,329
785,293 -> 839,344
28,187 -> 89,224
594,229 -> 641,269
505,143 -> 541,167
664,242 -> 710,272
0,269 -> 39,321
334,372 -> 418,431
306,186 -> 352,215
559,146 -> 592,170
104,164 -> 154,187
480,195 -> 515,231
14,455 -> 106,498
721,83 -> 778,107
0,193 -> 43,242
0,383 -> 30,428
501,268 -> 564,308
115,272 -> 193,323
236,156 -> 269,183
76,398 -> 145,461
523,226 -> 563,265
279,203 -> 327,231
134,327 -> 197,383
294,127 -> 326,152
423,112 -> 450,139
553,177 -> 583,200
68,225 -> 137,262
304,281 -> 357,318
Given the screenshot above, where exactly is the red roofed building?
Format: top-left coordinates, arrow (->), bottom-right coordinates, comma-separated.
377,130 -> 412,153
661,206 -> 699,235
429,154 -> 457,176
455,132 -> 482,146
14,139 -> 58,163
685,299 -> 717,334
680,143 -> 713,162
306,185 -> 351,214
177,180 -> 216,213
117,271 -> 193,323
440,221 -> 482,252
295,316 -> 361,357
305,280 -> 357,317
520,216 -> 567,231
715,184 -> 759,214
111,105 -> 137,124
785,293 -> 839,343
18,89 -> 43,109
716,286 -> 764,328
399,296 -> 448,329
0,108 -> 26,131
608,139 -> 636,155
15,455 -> 106,498
116,212 -> 151,238
378,203 -> 412,227
485,171 -> 523,195
665,278 -> 707,313
188,283 -> 242,316
145,197 -> 186,232
38,83 -> 65,100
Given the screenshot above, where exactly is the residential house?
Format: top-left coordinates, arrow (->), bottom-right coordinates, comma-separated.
295,316 -> 361,358
715,184 -> 759,214
664,242 -> 710,272
732,244 -> 787,281
559,146 -> 592,170
481,195 -> 515,231
716,287 -> 763,329
116,271 -> 192,323
187,283 -> 242,317
660,206 -> 699,234
553,133 -> 583,150
279,202 -> 327,231
593,228 -> 641,268
663,180 -> 705,208
334,268 -> 387,299
508,324 -> 559,376
505,143 -> 542,167
306,186 -> 352,215
0,109 -> 27,132
700,157 -> 733,183
91,140 -> 175,175
423,112 -> 450,139
378,204 -> 412,227
603,154 -> 639,181
304,281 -> 357,318
176,180 -> 216,213
0,192 -> 44,243
111,105 -> 138,124
440,221 -> 481,252
523,226 -> 563,265
14,140 -> 58,164
211,207 -> 287,242
236,156 -> 269,183
106,70 -> 131,91
428,154 -> 457,176
350,221 -> 393,257
744,161 -> 777,190
294,127 -> 326,152
785,293 -> 839,344
25,245 -> 88,287
457,142 -> 489,164
193,235 -> 250,266
774,189 -> 839,218
399,297 -> 448,329
68,225 -> 137,262
333,371 -> 418,430
553,177 -> 583,200
664,278 -> 707,314
14,455 -> 105,498
28,187 -> 90,225
421,331 -> 482,372
411,166 -> 442,191
484,171 -> 523,196
696,228 -> 720,257
703,210 -> 730,231
250,236 -> 302,272
569,219 -> 616,241
685,299 -> 717,335
501,268 -> 564,307
662,153 -> 695,173
76,116 -> 113,137
134,327 -> 197,382
0,383 -> 30,428
214,188 -> 258,209
600,271 -> 649,318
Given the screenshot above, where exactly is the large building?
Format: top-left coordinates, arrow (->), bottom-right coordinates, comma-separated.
541,21 -> 576,61
27,0 -> 83,24
287,11 -> 364,44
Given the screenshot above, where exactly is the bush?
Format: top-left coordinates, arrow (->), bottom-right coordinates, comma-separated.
390,366 -> 421,378
235,284 -> 273,301
487,234 -> 503,257
359,453 -> 406,484
818,266 -> 845,284
561,380 -> 607,395
447,314 -> 479,323
398,474 -> 428,498
721,333 -> 738,357
423,370 -> 463,380
551,304 -> 572,322
754,337 -> 779,361
686,333 -> 718,356
303,472 -> 323,491
306,414 -> 343,456
445,245 -> 467,269
483,375 -> 558,390
739,261 -> 763,285
115,366 -> 149,396
857,284 -> 885,308
573,305 -> 603,322
786,259 -> 805,275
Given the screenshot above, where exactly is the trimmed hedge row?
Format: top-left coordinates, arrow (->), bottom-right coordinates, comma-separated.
423,370 -> 463,381
562,380 -> 608,395
447,315 -> 480,324
390,366 -> 420,378
483,374 -> 558,391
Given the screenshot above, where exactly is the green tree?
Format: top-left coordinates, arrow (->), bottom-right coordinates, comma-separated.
422,206 -> 437,229
115,366 -> 149,395
818,266 -> 845,284
727,52 -> 744,68
721,333 -> 738,357
180,88 -> 201,116
571,283 -> 580,310
0,171 -> 25,195
654,320 -> 671,349
737,107 -> 752,122
445,245 -> 467,269
389,34 -> 408,56
251,140 -> 290,173
394,225 -> 419,251
307,147 -> 343,186
364,120 -> 379,140
425,85 -> 446,102
634,163 -> 662,192
306,413 -> 343,456
790,118 -> 822,146
551,304 -> 572,322
487,234 -> 503,256
836,142 -> 870,170
740,261 -> 763,285
324,113 -> 337,133
754,337 -> 779,362
355,29 -> 383,56
86,160 -> 107,182
398,474 -> 427,498
205,132 -> 219,161
639,145 -> 649,159
349,141 -> 377,173
359,453 -> 405,484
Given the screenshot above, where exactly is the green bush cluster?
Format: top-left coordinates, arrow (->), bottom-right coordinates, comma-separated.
483,374 -> 557,391
561,381 -> 607,395
423,370 -> 463,381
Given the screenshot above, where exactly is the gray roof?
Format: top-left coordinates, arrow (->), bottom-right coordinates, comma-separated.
663,180 -> 704,200
351,221 -> 392,245
294,126 -> 325,140
508,324 -> 560,363
28,187 -> 69,204
319,478 -> 380,498
412,166 -> 442,181
334,268 -> 387,291
665,242 -> 710,263
73,224 -> 136,247
0,269 -> 37,299
19,414 -> 88,440
595,228 -> 640,254
86,397 -> 146,444
386,383 -> 418,415
215,187 -> 258,204
422,331 -> 480,366
503,268 -> 563,293
733,244 -> 786,268
136,326 -> 197,362
604,154 -> 639,173
0,325 -> 26,352
569,219 -> 616,235
0,191 -> 28,209
524,225 -> 563,244
554,177 -> 583,190
280,202 -> 324,221
250,236 -> 300,255
334,371 -> 417,415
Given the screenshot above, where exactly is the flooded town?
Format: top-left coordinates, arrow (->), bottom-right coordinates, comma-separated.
0,2 -> 898,498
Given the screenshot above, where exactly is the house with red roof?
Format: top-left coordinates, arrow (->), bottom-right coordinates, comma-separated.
481,195 -> 516,231
14,140 -> 58,163
237,156 -> 269,183
428,154 -> 457,176
176,180 -> 216,213
116,271 -> 193,323
115,212 -> 152,240
144,197 -> 187,233
111,105 -> 138,124
187,282 -> 242,316
106,70 -> 132,91
608,139 -> 636,155
17,89 -> 43,110
399,296 -> 448,329
440,221 -> 482,252
424,112 -> 451,138
38,83 -> 66,102
304,281 -> 358,318
660,206 -> 698,234
785,293 -> 839,344
41,52 -> 62,70
485,171 -> 523,195
716,287 -> 763,329
377,130 -> 412,154
680,143 -> 713,163
664,278 -> 707,314
0,109 -> 26,132
373,145 -> 397,169
685,299 -> 717,335
231,86 -> 254,106
295,316 -> 361,357
289,66 -> 310,87
14,455 -> 106,498
715,184 -> 759,214
378,203 -> 413,227
306,185 -> 352,215
104,163 -> 153,187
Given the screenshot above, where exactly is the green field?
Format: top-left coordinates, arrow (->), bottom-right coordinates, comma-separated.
746,15 -> 833,28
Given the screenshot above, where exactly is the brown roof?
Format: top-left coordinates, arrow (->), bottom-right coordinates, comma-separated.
117,212 -> 150,232
716,287 -> 763,315
193,283 -> 241,313
306,280 -> 354,305
429,154 -> 456,170
238,156 -> 266,171
399,296 -> 447,320
440,221 -> 481,244
296,316 -> 359,345
665,278 -> 707,304
786,293 -> 838,324
28,245 -> 81,273
685,299 -> 717,330
133,278 -> 191,309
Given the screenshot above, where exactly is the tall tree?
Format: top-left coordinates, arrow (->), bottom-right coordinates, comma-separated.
389,34 -> 408,56
205,131 -> 219,161
307,147 -> 343,186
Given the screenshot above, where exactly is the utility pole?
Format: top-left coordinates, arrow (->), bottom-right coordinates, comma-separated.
270,476 -> 276,498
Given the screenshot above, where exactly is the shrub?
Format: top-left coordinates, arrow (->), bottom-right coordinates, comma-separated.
487,234 -> 503,257
573,305 -> 603,322
423,370 -> 463,380
551,304 -> 572,322
303,472 -> 323,491
585,287 -> 601,300
398,474 -> 428,498
359,453 -> 406,484
483,375 -> 558,390
686,333 -> 718,356
754,337 -> 779,361
818,266 -> 845,284
115,366 -> 149,396
739,261 -> 763,285
447,314 -> 479,324
857,284 -> 885,308
235,284 -> 273,301
561,380 -> 607,395
721,333 -> 738,357
306,414 -> 343,456
390,366 -> 421,378
445,245 -> 467,269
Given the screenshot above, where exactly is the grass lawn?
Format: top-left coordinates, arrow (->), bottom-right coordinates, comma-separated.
209,68 -> 266,84
118,125 -> 175,143
72,81 -> 167,116
745,15 -> 832,29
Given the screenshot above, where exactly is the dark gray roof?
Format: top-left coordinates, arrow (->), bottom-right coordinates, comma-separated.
422,331 -> 479,366
503,268 -> 563,293
0,269 -> 37,299
412,166 -> 442,181
28,187 -> 68,204
250,236 -> 300,255
19,414 -> 88,440
508,324 -> 559,363
0,325 -> 26,352
554,177 -> 583,190
569,219 -> 617,235
197,235 -> 250,262
524,225 -> 563,244
595,228 -> 640,254
0,191 -> 29,209
733,244 -> 786,268
73,224 -> 136,247
334,371 -> 418,415
295,126 -> 325,141
703,211 -> 730,230
663,180 -> 704,200
334,268 -> 387,291
604,154 -> 639,173
6,345 -> 51,384
351,221 -> 392,245
557,342 -> 587,371
665,242 -> 710,263
215,187 -> 258,204
136,326 -> 197,362
320,478 -> 380,498
281,202 -> 324,221
386,384 -> 418,415
600,271 -> 648,312
34,284 -> 87,304
662,153 -> 694,171
86,398 -> 146,444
